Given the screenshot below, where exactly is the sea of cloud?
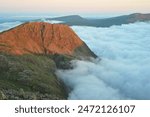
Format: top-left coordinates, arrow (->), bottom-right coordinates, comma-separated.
0,20 -> 150,100
0,21 -> 22,32
57,22 -> 150,100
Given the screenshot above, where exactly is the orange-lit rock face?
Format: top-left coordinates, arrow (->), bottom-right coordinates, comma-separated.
0,22 -> 83,55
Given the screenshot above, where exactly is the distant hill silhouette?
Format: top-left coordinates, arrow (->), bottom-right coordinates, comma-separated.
47,13 -> 150,27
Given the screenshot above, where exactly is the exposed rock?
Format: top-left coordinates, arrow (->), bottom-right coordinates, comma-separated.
0,22 -> 96,58
0,22 -> 97,100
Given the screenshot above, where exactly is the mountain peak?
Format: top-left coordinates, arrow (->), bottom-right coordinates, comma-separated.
48,15 -> 84,22
129,13 -> 142,16
60,15 -> 82,18
0,22 -> 96,58
127,13 -> 150,23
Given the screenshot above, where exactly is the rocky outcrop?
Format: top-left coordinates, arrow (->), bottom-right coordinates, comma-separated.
0,22 -> 96,58
0,22 -> 97,100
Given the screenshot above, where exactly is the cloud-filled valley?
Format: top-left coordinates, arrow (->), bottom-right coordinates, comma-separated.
0,20 -> 150,100
57,22 -> 150,100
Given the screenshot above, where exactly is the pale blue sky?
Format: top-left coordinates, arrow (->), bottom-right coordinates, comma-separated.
0,0 -> 150,16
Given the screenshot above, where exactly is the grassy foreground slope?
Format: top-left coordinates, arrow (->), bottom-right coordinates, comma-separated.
0,53 -> 69,100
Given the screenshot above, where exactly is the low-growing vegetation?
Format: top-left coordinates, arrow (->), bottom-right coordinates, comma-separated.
0,53 -> 70,100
